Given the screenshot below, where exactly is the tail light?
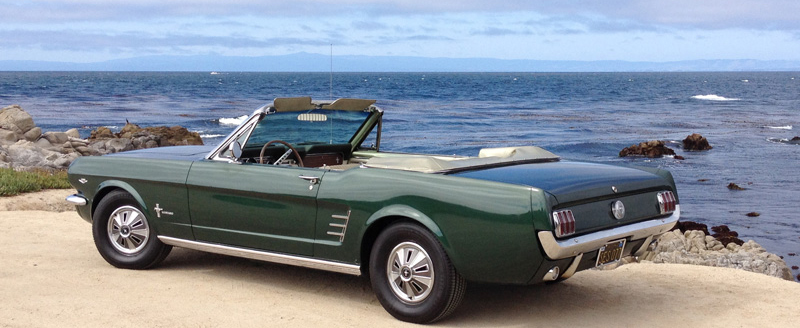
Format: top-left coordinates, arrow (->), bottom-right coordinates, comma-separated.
657,191 -> 676,214
552,209 -> 575,238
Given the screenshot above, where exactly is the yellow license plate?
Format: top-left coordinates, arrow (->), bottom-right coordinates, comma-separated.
596,239 -> 626,266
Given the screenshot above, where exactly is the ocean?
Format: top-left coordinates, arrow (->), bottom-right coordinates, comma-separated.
1,71 -> 798,271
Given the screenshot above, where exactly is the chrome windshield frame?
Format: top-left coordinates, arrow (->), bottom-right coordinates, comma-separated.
205,105 -> 271,161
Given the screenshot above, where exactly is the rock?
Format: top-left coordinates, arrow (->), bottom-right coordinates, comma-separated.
792,136 -> 800,141
42,132 -> 70,146
792,266 -> 799,270
640,227 -> 793,281
746,212 -> 761,217
0,105 -> 35,135
23,126 -> 42,141
65,128 -> 81,139
682,133 -> 713,151
674,155 -> 685,160
674,220 -> 710,235
0,129 -> 17,144
90,126 -> 114,139
34,138 -> 53,149
619,140 -> 676,158
727,183 -> 746,190
2,106 -> 201,169
711,225 -> 744,246
5,141 -> 75,170
87,121 -> 203,156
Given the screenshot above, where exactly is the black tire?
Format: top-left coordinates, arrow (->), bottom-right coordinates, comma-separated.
369,222 -> 466,323
92,190 -> 171,270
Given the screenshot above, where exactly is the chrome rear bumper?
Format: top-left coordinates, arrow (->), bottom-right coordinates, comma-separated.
537,205 -> 680,260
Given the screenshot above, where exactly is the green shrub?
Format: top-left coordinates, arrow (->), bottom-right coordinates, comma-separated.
0,168 -> 72,197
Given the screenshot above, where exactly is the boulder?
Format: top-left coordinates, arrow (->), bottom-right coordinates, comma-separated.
42,131 -> 70,146
683,133 -> 712,151
641,229 -> 793,281
5,140 -> 78,170
65,128 -> 81,139
87,122 -> 202,155
90,126 -> 114,139
673,220 -> 710,235
0,105 -> 35,135
0,147 -> 8,168
710,225 -> 744,246
727,182 -> 746,190
1,105 -> 203,168
0,129 -> 17,145
619,140 -> 676,158
23,126 -> 42,141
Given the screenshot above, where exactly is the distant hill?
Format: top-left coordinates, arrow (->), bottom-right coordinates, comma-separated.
2,53 -> 799,72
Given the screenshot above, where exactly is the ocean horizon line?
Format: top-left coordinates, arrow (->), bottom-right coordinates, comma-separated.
2,53 -> 800,72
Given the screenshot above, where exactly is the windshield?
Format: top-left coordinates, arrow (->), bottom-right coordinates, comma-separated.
245,109 -> 370,147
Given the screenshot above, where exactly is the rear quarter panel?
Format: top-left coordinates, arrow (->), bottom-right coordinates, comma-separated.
314,167 -> 547,284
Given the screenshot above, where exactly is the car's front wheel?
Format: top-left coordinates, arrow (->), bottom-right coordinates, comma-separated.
369,222 -> 466,323
92,190 -> 171,269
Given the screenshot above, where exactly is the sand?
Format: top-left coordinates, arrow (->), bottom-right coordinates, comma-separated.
1,191 -> 799,327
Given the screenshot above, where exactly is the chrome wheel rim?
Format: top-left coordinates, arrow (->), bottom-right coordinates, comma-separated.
106,205 -> 150,254
386,242 -> 434,304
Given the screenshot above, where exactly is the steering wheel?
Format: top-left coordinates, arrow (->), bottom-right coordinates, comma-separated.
259,140 -> 304,167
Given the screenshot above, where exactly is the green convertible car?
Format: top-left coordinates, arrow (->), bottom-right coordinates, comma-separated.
67,97 -> 680,323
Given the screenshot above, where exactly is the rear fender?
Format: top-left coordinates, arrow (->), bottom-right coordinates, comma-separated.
365,205 -> 444,239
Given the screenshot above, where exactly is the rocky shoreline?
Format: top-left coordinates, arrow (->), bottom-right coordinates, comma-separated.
640,224 -> 793,281
1,104 -> 202,170
1,104 -> 796,282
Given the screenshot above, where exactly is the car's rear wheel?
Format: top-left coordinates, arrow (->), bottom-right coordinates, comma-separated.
369,222 -> 466,323
92,190 -> 171,269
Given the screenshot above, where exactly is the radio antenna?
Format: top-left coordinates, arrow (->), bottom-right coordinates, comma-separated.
329,44 -> 333,100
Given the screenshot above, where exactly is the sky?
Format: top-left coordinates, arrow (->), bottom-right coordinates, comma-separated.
2,0 -> 800,63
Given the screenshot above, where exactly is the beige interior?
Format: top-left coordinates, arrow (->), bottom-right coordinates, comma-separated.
358,146 -> 558,173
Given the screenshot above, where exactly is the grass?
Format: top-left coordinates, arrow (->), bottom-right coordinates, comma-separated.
0,168 -> 72,197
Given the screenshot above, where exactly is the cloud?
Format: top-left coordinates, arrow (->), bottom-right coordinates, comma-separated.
471,27 -> 532,37
4,0 -> 800,32
0,29 -> 322,53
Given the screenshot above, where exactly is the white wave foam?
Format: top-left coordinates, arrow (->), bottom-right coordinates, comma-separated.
691,94 -> 740,101
200,134 -> 226,139
764,125 -> 792,130
218,115 -> 248,126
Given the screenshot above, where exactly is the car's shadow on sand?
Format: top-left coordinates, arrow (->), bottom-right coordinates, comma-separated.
152,247 -> 719,327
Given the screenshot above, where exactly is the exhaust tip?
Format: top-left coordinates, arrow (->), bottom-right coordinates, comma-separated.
543,266 -> 561,282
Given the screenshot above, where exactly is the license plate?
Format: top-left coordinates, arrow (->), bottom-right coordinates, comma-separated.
596,239 -> 626,267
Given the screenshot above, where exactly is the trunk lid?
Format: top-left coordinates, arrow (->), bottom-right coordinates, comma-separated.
451,161 -> 670,204
451,161 -> 675,236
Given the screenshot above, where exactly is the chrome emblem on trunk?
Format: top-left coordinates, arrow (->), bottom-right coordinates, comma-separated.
611,200 -> 625,220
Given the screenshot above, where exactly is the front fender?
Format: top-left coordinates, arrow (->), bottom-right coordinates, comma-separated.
94,180 -> 148,217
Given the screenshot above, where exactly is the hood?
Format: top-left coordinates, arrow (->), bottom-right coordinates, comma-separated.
451,161 -> 672,205
105,145 -> 214,161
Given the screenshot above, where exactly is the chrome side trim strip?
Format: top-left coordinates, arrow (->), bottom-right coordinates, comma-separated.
65,194 -> 88,206
538,205 -> 680,260
158,236 -> 362,276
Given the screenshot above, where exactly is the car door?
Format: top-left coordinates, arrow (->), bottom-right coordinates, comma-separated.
186,159 -> 324,256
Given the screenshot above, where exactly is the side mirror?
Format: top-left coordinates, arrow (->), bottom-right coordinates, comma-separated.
229,142 -> 243,161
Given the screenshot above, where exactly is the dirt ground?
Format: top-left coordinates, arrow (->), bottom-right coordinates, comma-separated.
1,191 -> 799,327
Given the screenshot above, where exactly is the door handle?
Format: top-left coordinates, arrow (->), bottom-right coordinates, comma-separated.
298,175 -> 320,190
